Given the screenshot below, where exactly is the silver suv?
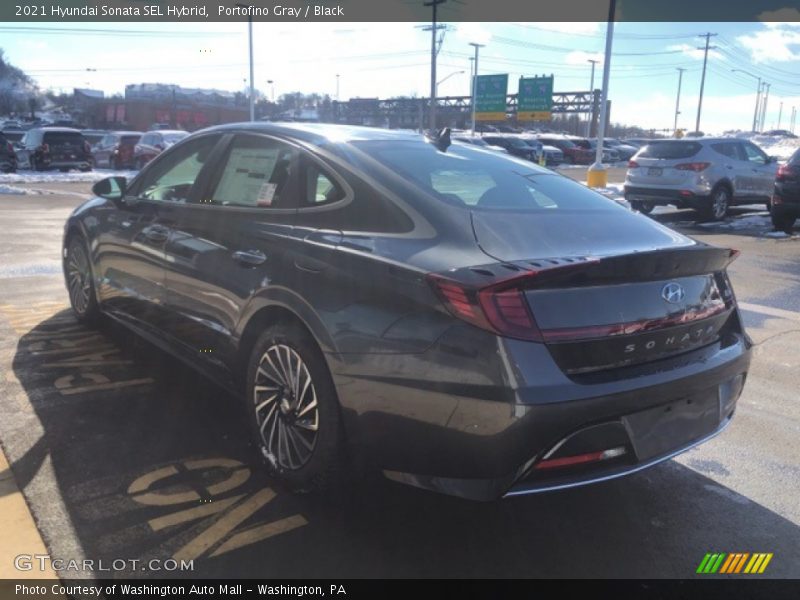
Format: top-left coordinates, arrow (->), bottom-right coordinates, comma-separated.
624,138 -> 778,220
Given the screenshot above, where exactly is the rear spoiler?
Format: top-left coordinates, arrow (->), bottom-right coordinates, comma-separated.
434,245 -> 739,290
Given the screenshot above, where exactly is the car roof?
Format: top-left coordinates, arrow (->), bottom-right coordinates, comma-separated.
35,127 -> 83,133
150,130 -> 187,135
109,130 -> 143,135
202,122 -> 423,146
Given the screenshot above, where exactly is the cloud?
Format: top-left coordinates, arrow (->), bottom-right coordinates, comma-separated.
564,50 -> 604,66
454,23 -> 492,46
668,43 -> 722,61
737,24 -> 800,63
532,22 -> 600,34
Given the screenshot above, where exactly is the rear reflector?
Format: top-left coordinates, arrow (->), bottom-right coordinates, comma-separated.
534,446 -> 627,470
675,162 -> 711,172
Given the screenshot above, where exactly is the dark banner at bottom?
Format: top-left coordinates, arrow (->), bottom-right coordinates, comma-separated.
1,579 -> 798,600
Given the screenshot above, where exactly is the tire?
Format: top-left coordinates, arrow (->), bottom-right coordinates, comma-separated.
29,156 -> 38,171
59,167 -> 69,173
113,157 -> 122,170
245,322 -> 343,493
771,212 -> 796,234
65,236 -> 100,324
565,155 -> 575,165
630,200 -> 655,214
701,185 -> 731,221
136,157 -> 147,170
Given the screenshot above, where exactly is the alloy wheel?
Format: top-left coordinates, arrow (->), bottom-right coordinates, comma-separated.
254,344 -> 319,471
712,188 -> 729,220
67,242 -> 92,315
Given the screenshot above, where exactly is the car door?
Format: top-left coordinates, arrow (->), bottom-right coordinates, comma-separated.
93,134 -> 223,333
741,141 -> 777,199
160,132 -> 301,379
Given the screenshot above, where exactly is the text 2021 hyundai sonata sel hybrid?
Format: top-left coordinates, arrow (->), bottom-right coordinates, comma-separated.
62,123 -> 751,500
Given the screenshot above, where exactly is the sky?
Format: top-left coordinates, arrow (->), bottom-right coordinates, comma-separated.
1,19 -> 799,134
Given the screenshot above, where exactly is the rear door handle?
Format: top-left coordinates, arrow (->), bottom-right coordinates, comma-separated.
232,249 -> 267,267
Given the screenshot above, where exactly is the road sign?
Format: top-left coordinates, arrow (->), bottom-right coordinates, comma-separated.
518,76 -> 554,121
474,74 -> 508,121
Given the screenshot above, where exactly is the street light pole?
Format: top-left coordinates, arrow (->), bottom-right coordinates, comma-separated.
731,69 -> 761,132
760,83 -> 770,132
777,101 -> 783,130
469,42 -> 484,136
435,70 -> 464,96
587,0 -> 616,189
424,0 -> 446,131
674,67 -> 685,133
236,3 -> 255,121
585,59 -> 598,137
336,74 -> 340,102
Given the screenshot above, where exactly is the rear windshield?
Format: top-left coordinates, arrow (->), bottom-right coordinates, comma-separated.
163,133 -> 187,143
638,141 -> 701,159
120,135 -> 141,145
43,131 -> 85,145
352,140 -> 619,212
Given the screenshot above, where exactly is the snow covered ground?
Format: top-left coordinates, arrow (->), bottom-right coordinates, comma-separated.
0,168 -> 136,185
748,135 -> 799,161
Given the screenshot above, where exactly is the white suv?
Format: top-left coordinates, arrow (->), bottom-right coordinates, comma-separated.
624,138 -> 778,220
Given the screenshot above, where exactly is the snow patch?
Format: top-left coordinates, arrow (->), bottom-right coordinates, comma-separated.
0,168 -> 136,184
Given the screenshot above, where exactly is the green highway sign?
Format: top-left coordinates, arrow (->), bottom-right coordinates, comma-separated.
474,74 -> 508,121
518,75 -> 554,121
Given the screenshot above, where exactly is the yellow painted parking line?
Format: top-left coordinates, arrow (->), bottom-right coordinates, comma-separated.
172,488 -> 276,562
0,448 -> 57,579
210,514 -> 308,557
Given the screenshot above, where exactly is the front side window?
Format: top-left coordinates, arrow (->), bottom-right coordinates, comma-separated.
208,135 -> 298,208
742,142 -> 767,165
133,135 -> 219,203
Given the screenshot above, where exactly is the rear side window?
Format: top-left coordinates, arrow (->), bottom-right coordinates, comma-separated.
209,135 -> 298,208
355,140 -> 617,212
302,159 -> 345,206
638,141 -> 701,159
43,132 -> 85,145
711,142 -> 738,159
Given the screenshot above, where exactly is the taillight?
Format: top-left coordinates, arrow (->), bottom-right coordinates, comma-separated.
628,160 -> 639,169
40,143 -> 50,154
427,273 -> 543,341
777,164 -> 796,181
675,162 -> 711,172
83,141 -> 91,153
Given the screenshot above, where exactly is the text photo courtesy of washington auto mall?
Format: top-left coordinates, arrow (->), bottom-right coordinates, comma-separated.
0,0 -> 799,597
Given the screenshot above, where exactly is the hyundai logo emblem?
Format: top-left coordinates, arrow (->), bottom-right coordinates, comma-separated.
661,282 -> 686,304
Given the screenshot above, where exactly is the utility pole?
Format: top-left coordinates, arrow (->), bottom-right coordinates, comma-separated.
336,74 -> 340,102
585,59 -> 598,137
469,42 -> 484,136
694,32 -> 717,134
674,67 -> 685,133
760,83 -> 770,132
424,0 -> 446,130
791,106 -> 797,134
777,101 -> 783,130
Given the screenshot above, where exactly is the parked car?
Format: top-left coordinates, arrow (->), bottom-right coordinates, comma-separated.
536,135 -> 594,165
481,134 -> 537,160
81,129 -> 109,148
771,148 -> 800,232
452,135 -> 509,154
573,138 -> 619,163
625,138 -> 778,219
602,138 -> 639,161
518,136 -> 563,165
64,123 -> 751,500
17,127 -> 92,172
0,131 -> 17,173
92,131 -> 143,169
133,130 -> 188,168
1,128 -> 25,144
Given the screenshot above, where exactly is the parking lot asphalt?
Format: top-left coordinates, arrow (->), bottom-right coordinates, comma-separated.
0,184 -> 798,579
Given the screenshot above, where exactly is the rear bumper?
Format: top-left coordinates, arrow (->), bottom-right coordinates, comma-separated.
625,185 -> 711,207
332,320 -> 751,501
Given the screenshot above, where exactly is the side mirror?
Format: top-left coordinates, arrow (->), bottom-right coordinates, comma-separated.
92,176 -> 127,201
